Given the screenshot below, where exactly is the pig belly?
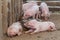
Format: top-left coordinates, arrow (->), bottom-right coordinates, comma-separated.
39,23 -> 50,31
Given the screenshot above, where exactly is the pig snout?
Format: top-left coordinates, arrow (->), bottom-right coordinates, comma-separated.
9,32 -> 16,36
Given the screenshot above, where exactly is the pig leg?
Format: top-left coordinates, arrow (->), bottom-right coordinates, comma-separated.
33,14 -> 35,19
44,16 -> 48,21
36,11 -> 41,19
36,13 -> 39,19
25,29 -> 34,34
38,13 -> 41,19
17,32 -> 22,36
17,29 -> 22,36
30,28 -> 40,34
38,11 -> 41,19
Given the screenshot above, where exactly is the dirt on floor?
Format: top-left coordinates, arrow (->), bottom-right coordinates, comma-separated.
4,12 -> 60,40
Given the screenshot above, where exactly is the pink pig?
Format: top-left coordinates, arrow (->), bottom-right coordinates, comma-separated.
23,5 -> 39,19
7,22 -> 23,37
40,2 -> 50,20
22,1 -> 37,12
24,19 -> 56,34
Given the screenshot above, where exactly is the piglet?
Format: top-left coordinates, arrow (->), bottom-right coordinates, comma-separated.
23,5 -> 39,19
40,2 -> 50,20
24,19 -> 56,34
7,22 -> 23,37
22,1 -> 37,12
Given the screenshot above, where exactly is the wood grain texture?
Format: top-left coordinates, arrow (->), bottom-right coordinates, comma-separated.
2,0 -> 8,34
0,0 -> 3,40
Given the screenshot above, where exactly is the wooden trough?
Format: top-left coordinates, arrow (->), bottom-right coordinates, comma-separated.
0,0 -> 60,40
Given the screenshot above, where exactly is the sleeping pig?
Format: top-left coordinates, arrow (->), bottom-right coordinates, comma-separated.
24,19 -> 56,34
7,22 -> 23,37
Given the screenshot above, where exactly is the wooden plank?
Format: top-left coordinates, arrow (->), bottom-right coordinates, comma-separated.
11,0 -> 16,22
17,0 -> 21,21
9,0 -> 13,25
49,8 -> 60,11
17,0 -> 23,21
14,0 -> 18,21
15,0 -> 19,21
27,1 -> 60,2
26,1 -> 60,11
49,6 -> 60,11
2,0 -> 8,33
48,6 -> 60,8
27,1 -> 60,6
0,0 -> 3,40
19,0 -> 23,21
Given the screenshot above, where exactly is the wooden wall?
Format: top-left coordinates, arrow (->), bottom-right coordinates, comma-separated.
26,1 -> 60,11
1,0 -> 22,35
0,0 -> 3,40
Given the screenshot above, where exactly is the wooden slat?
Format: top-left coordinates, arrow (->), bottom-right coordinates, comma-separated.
0,0 -> 3,40
17,0 -> 21,21
17,0 -> 23,21
48,6 -> 60,8
11,0 -> 16,22
2,0 -> 8,33
9,0 -> 13,25
19,0 -> 23,21
49,6 -> 60,11
26,1 -> 60,11
14,0 -> 18,21
16,0 -> 19,21
27,1 -> 60,6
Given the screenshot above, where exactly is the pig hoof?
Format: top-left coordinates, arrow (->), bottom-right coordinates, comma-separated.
17,33 -> 22,36
25,32 -> 29,34
30,33 -> 34,34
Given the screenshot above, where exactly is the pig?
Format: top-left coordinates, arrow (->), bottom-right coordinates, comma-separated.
40,2 -> 50,20
7,22 -> 23,37
24,19 -> 56,34
23,5 -> 40,19
22,1 -> 37,12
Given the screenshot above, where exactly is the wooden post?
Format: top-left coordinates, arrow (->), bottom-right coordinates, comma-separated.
17,0 -> 23,21
18,0 -> 23,21
0,0 -> 3,40
9,0 -> 13,25
2,0 -> 8,34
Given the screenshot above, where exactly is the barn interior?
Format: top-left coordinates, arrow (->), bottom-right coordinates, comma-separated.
0,0 -> 60,40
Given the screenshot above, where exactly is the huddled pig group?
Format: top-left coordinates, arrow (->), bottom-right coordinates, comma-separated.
7,1 -> 56,37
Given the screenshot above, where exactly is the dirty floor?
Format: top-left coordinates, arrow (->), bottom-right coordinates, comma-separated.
4,12 -> 60,40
